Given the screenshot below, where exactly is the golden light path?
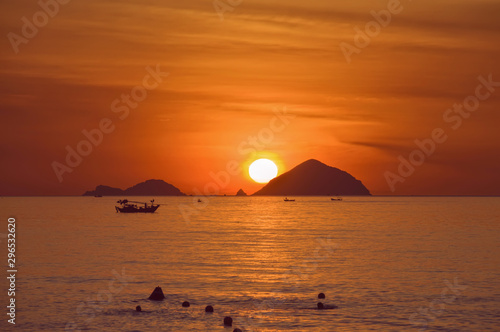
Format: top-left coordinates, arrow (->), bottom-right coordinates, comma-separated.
249,158 -> 278,183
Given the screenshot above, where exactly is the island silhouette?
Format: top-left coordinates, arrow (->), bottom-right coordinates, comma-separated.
236,189 -> 248,196
82,160 -> 370,196
253,159 -> 371,196
83,179 -> 186,196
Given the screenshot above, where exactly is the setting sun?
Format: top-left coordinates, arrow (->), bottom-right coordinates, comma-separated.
249,159 -> 278,183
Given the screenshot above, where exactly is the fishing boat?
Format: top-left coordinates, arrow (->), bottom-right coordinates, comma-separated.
284,197 -> 295,202
331,197 -> 343,201
115,199 -> 160,213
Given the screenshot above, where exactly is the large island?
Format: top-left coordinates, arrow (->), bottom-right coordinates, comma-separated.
253,159 -> 371,196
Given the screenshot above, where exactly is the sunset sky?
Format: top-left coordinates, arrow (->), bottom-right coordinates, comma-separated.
1,0 -> 499,196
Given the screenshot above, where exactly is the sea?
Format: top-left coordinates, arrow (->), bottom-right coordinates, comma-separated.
1,196 -> 499,331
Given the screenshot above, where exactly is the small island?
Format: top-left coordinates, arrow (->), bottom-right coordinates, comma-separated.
236,189 -> 247,196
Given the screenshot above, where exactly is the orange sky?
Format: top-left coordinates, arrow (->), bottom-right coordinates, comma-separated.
1,0 -> 499,196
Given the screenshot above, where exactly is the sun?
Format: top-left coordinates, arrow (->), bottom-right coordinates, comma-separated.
249,159 -> 278,183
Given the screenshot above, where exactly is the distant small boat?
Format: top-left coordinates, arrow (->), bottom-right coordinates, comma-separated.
116,199 -> 159,213
284,197 -> 295,202
198,199 -> 202,203
331,197 -> 343,201
94,194 -> 102,197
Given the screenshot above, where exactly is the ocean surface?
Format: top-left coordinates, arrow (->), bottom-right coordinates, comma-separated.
1,196 -> 499,331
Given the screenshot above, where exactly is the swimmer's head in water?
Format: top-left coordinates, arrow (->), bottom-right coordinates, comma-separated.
224,316 -> 233,326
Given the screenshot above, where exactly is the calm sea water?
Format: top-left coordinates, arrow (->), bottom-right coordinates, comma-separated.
1,196 -> 499,331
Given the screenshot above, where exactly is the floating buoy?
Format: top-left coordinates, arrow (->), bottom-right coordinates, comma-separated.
317,302 -> 338,310
182,301 -> 190,307
318,292 -> 325,299
136,305 -> 142,312
205,305 -> 214,313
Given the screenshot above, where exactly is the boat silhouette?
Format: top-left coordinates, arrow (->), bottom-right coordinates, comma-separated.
115,199 -> 160,213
